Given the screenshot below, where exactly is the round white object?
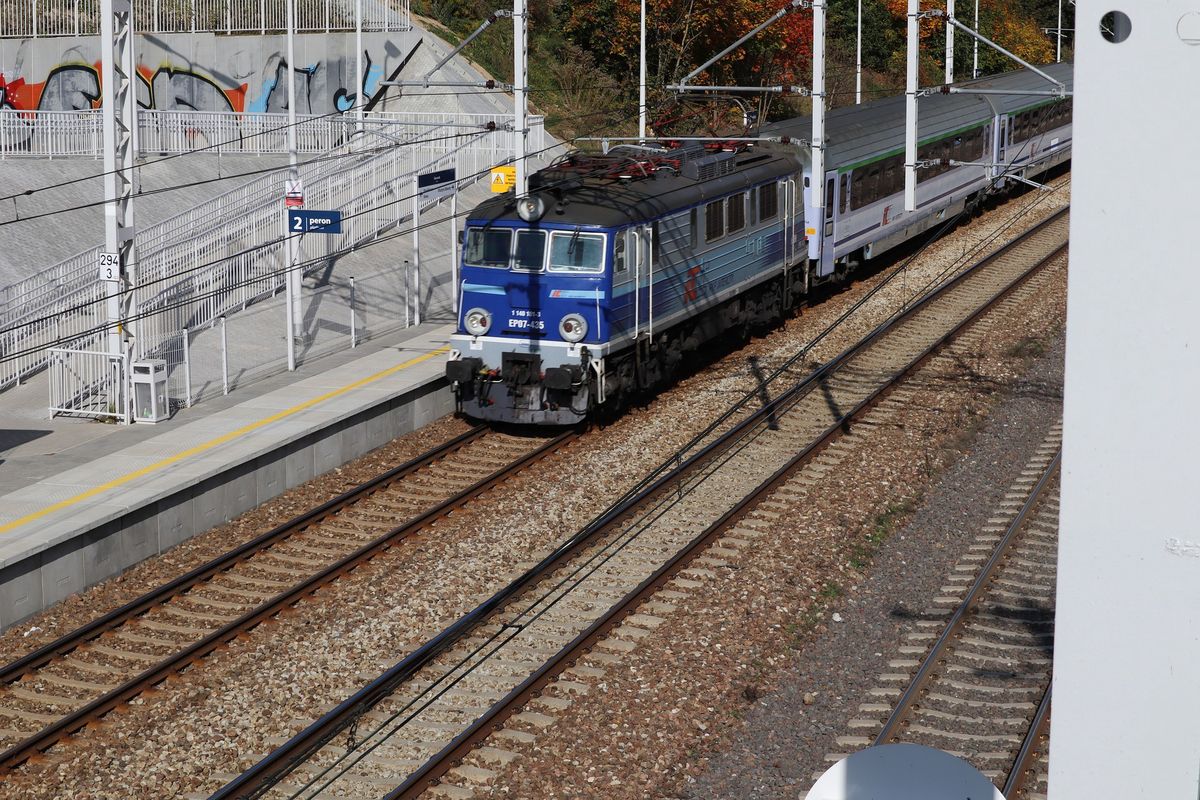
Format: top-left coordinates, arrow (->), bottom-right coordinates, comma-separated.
807,743 -> 1005,800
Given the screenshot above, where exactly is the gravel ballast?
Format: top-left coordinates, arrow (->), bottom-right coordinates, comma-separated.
460,258 -> 1068,798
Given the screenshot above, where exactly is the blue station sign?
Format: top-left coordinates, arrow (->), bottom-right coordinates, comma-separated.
288,209 -> 343,234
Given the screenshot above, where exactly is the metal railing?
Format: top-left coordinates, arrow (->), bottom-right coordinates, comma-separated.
1,0 -> 408,37
47,347 -> 127,421
3,112 -> 546,411
0,109 -> 510,159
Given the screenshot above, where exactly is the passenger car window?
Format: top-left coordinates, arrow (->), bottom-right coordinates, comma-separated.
464,227 -> 512,268
549,231 -> 605,273
514,229 -> 546,271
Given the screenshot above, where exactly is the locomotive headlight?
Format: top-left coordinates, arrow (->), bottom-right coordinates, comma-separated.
559,313 -> 587,343
464,307 -> 492,336
516,195 -> 546,223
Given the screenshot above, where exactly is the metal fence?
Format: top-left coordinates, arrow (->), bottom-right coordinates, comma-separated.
47,347 -> 127,421
0,109 -> 508,159
5,112 -> 546,414
1,0 -> 408,37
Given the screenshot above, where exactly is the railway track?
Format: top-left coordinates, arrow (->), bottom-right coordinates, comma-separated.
211,208 -> 1070,800
0,426 -> 575,773
810,424 -> 1062,798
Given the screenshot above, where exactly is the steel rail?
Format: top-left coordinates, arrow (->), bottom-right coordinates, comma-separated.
598,206 -> 1072,522
873,449 -> 1062,746
1004,684 -> 1052,798
0,426 -> 575,773
0,425 -> 487,688
215,208 -> 1069,800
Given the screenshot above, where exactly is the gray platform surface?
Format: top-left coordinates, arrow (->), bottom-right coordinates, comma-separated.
0,321 -> 455,629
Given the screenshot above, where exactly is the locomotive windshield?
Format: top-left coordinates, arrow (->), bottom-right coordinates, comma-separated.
514,230 -> 546,271
548,230 -> 604,273
464,227 -> 511,268
465,226 -> 605,273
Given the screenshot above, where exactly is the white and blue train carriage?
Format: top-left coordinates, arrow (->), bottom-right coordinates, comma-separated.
446,62 -> 1073,426
772,61 -> 1073,280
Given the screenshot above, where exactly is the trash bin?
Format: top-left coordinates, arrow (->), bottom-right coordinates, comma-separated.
131,359 -> 169,423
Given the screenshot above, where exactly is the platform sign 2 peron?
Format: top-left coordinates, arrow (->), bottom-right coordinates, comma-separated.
287,209 -> 344,234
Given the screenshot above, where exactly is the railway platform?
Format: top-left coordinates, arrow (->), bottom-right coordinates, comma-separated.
0,322 -> 455,632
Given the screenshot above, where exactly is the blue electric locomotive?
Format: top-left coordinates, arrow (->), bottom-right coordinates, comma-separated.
446,143 -> 806,424
445,63 -> 1073,425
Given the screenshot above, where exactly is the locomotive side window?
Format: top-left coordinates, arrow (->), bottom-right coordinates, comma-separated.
513,229 -> 547,271
464,227 -> 512,268
690,209 -> 698,249
614,234 -> 628,274
705,200 -> 724,242
727,194 -> 746,233
549,231 -> 605,273
758,184 -> 779,222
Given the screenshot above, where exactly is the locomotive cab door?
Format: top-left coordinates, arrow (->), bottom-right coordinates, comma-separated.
631,226 -> 653,339
818,173 -> 837,278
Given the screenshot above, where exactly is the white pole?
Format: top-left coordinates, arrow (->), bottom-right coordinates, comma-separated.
811,0 -> 825,209
349,277 -> 356,348
182,327 -> 191,407
220,316 -> 229,395
945,0 -> 954,84
412,164 -> 421,326
513,0 -> 528,196
1056,0 -> 1062,62
972,0 -> 979,77
125,3 -> 138,181
855,0 -> 862,105
355,0 -> 364,131
451,183 -> 459,315
904,0 -> 919,212
284,0 -> 299,370
639,0 -> 647,139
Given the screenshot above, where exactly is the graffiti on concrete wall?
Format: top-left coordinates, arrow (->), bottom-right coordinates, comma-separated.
1,63 -> 101,111
2,49 -> 385,116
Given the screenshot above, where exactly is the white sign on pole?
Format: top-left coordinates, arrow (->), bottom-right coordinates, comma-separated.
418,168 -> 457,201
98,251 -> 120,283
285,178 -> 305,208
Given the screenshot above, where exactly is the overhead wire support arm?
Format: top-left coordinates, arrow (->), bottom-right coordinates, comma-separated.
932,10 -> 1068,95
414,10 -> 513,86
675,0 -> 811,88
665,84 -> 810,95
383,79 -> 514,90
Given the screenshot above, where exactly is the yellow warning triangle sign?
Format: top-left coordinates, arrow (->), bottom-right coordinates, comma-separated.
490,166 -> 516,193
